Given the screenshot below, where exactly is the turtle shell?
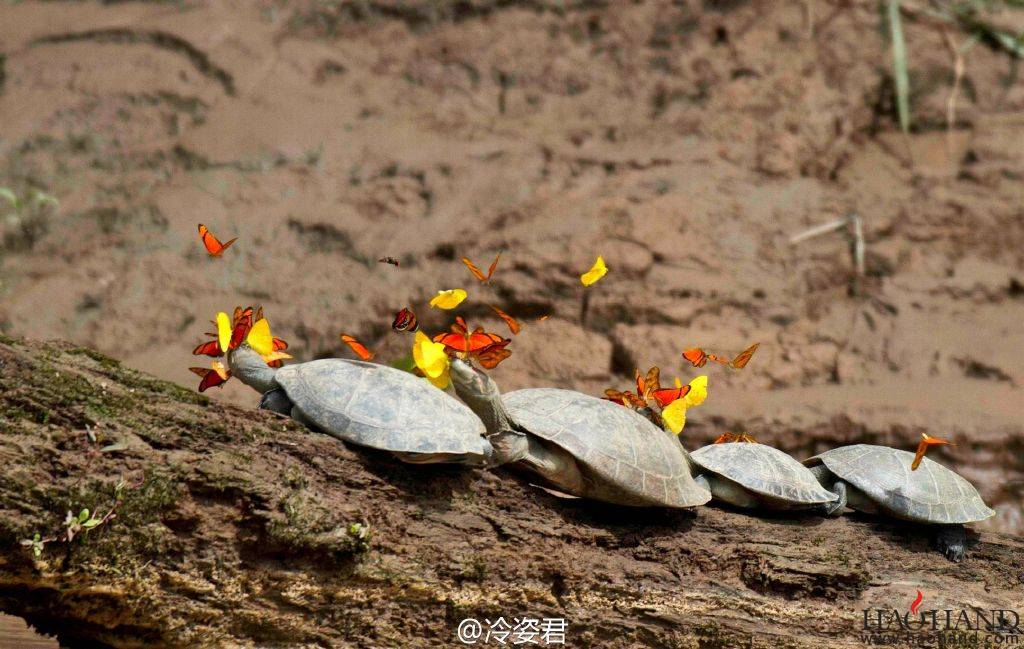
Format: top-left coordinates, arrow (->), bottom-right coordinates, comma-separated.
503,388 -> 710,507
690,443 -> 837,504
274,359 -> 489,459
803,444 -> 994,524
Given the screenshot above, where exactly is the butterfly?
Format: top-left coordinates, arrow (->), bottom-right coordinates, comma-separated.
489,305 -> 550,336
190,361 -> 230,392
462,252 -> 501,283
713,433 -> 758,444
433,316 -> 512,368
605,367 -> 688,409
340,333 -> 374,360
392,307 -> 418,333
580,255 -> 607,286
911,433 -> 953,471
682,343 -> 760,370
379,256 -> 400,266
247,317 -> 292,366
198,224 -> 237,257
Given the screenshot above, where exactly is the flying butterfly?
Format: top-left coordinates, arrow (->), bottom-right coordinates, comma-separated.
462,252 -> 501,283
392,307 -> 419,333
198,223 -> 237,257
489,305 -> 550,336
682,343 -> 760,370
911,433 -> 953,471
379,256 -> 400,266
340,333 -> 374,361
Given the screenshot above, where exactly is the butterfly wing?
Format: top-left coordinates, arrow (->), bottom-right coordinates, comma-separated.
198,224 -> 236,256
486,252 -> 501,280
190,367 -> 229,392
651,384 -> 691,408
474,340 -> 512,369
730,343 -> 760,369
192,340 -> 223,357
489,305 -> 521,335
911,434 -> 952,471
461,257 -> 487,282
682,348 -> 708,368
340,333 -> 374,360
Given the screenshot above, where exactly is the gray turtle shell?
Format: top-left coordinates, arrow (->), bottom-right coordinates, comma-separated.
691,443 -> 837,504
503,388 -> 711,508
804,444 -> 994,524
274,359 -> 489,459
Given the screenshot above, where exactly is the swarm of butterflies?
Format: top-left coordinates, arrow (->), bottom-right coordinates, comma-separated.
192,224 -> 952,465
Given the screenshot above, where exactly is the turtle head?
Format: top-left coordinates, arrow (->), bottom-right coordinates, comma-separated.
227,343 -> 278,394
450,358 -> 495,401
449,358 -> 527,465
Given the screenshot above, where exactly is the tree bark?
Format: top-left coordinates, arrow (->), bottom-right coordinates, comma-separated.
0,338 -> 1021,648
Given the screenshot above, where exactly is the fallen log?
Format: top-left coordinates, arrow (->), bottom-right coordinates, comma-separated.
0,338 -> 1021,647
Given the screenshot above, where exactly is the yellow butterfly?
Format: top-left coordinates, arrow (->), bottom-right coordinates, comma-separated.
580,256 -> 608,286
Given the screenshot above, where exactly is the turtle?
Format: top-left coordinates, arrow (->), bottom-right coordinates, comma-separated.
688,442 -> 838,511
448,358 -> 711,508
227,343 -> 492,464
803,444 -> 995,562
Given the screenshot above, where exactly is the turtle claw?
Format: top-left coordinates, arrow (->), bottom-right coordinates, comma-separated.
935,525 -> 968,563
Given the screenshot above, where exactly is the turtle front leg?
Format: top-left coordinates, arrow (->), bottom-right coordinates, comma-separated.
807,465 -> 846,516
935,524 -> 967,563
823,480 -> 847,516
259,387 -> 292,415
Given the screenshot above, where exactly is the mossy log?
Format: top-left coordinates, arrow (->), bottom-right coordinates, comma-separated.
0,338 -> 1022,648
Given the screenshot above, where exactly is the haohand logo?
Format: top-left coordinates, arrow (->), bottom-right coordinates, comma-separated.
909,590 -> 923,615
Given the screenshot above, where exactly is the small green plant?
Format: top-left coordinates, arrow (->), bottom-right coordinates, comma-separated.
0,186 -> 59,250
19,478 -> 134,558
346,521 -> 372,553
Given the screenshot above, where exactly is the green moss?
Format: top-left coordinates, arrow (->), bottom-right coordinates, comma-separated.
0,332 -> 17,346
67,347 -> 121,370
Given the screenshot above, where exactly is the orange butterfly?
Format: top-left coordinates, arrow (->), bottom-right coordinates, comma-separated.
392,307 -> 418,333
489,305 -> 550,336
190,363 -> 230,392
198,224 -> 237,257
340,333 -> 374,360
911,433 -> 953,471
433,316 -> 512,368
462,252 -> 501,283
606,367 -> 687,409
682,343 -> 760,370
713,433 -> 758,444
489,305 -> 521,335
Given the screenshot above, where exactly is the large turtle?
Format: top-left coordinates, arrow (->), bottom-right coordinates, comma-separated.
227,343 -> 492,464
449,359 -> 711,507
804,444 -> 995,561
689,442 -> 838,511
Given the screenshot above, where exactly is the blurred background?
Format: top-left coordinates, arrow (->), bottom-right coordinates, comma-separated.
1,0 -> 1022,533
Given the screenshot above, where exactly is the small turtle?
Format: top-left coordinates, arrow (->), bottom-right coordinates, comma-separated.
804,444 -> 995,561
449,359 -> 710,507
689,442 -> 838,511
228,343 -> 491,464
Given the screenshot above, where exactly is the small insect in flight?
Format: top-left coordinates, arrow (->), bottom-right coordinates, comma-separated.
682,343 -> 760,370
198,224 -> 237,257
392,307 -> 418,333
462,252 -> 501,283
379,256 -> 400,266
340,333 -> 374,360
